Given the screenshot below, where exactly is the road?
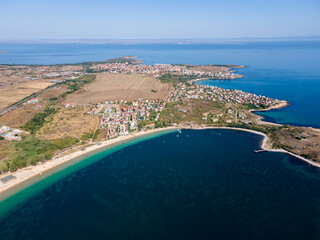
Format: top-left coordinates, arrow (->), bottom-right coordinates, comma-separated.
0,83 -> 61,116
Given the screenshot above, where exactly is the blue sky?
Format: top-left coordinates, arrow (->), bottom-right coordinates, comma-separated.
1,0 -> 320,39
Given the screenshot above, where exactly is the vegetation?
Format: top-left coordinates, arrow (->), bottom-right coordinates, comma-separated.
157,99 -> 225,127
301,153 -> 318,160
64,74 -> 96,95
23,107 -> 58,133
159,73 -> 196,84
81,131 -> 94,141
93,129 -> 100,141
243,103 -> 266,110
4,135 -> 80,172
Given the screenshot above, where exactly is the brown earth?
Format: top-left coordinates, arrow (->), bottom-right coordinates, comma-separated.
38,85 -> 69,102
69,73 -> 173,104
37,106 -> 99,140
272,126 -> 320,162
0,104 -> 41,128
0,81 -> 54,109
190,65 -> 231,73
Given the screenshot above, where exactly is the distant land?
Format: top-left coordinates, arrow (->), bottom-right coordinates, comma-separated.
0,36 -> 320,44
0,51 -> 5,53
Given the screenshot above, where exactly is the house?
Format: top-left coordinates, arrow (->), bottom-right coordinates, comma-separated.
64,103 -> 78,108
27,98 -> 39,104
227,109 -> 233,114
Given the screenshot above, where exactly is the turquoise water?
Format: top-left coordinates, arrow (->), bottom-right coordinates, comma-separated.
0,129 -> 320,240
0,41 -> 319,127
0,129 -> 175,215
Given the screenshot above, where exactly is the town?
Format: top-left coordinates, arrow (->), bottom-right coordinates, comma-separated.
87,81 -> 280,140
168,83 -> 279,107
89,100 -> 165,138
90,62 -> 242,79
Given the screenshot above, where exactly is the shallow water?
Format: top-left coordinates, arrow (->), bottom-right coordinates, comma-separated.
0,129 -> 319,240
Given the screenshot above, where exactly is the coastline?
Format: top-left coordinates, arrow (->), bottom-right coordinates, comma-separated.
186,126 -> 320,169
250,100 -> 290,113
249,100 -> 289,126
190,74 -> 244,83
1,123 -> 320,200
0,127 -> 177,197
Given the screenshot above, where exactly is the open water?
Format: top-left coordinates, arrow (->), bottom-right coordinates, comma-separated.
0,129 -> 320,240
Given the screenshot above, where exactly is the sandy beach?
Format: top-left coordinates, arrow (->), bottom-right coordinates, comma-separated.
1,124 -> 319,199
0,127 -> 177,196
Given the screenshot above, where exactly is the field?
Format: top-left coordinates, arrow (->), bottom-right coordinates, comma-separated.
0,80 -> 54,109
270,126 -> 320,161
38,85 -> 69,102
70,73 -> 173,104
0,104 -> 42,128
37,106 -> 100,140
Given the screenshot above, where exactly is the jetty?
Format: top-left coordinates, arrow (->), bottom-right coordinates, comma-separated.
254,150 -> 267,153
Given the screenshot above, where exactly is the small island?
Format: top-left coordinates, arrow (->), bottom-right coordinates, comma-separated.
0,57 -> 319,194
0,51 -> 5,54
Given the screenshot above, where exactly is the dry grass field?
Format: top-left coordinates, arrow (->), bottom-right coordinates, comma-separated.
70,73 -> 173,104
0,104 -> 41,128
273,127 -> 320,161
37,106 -> 100,140
0,81 -> 54,109
38,85 -> 69,101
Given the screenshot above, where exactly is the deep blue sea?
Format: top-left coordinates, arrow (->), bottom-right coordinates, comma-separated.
0,41 -> 319,127
0,129 -> 320,240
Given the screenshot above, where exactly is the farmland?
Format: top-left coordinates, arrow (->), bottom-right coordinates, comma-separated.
0,81 -> 54,110
69,73 -> 173,104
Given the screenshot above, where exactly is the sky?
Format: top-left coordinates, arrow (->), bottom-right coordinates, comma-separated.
1,0 -> 320,40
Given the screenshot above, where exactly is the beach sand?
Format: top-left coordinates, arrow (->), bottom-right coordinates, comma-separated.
0,127 -> 177,196
1,124 -> 319,200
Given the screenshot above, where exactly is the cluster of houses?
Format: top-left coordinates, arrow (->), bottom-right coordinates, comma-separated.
0,126 -> 22,141
168,83 -> 279,108
24,65 -> 84,80
90,100 -> 164,139
90,63 -> 242,79
26,97 -> 42,109
64,102 -> 78,108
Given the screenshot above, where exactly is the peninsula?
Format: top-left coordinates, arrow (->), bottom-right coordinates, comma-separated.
0,57 -> 319,195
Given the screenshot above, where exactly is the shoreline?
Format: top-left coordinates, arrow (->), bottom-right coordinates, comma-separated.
190,74 -> 244,83
250,100 -> 290,113
0,127 -> 177,197
186,126 -> 320,169
249,100 -> 289,126
1,124 -> 320,200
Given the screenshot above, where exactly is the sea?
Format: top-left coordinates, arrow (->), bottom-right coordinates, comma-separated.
0,41 -> 319,127
0,42 -> 320,239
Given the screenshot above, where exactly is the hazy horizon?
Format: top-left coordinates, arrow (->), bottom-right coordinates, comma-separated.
1,0 -> 319,40
1,35 -> 320,44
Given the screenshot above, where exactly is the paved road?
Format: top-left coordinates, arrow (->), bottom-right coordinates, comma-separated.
0,84 -> 60,116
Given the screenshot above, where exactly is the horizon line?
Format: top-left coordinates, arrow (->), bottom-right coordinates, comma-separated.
1,35 -> 320,44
